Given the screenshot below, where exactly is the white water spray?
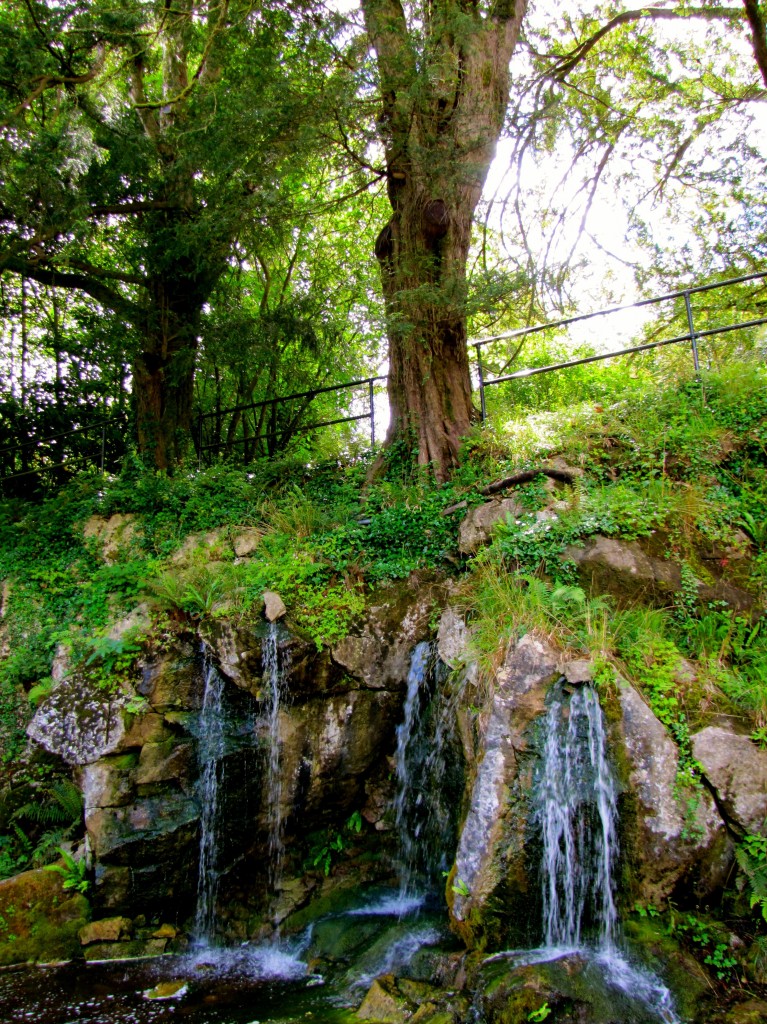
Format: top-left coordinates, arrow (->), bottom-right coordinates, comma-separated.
193,656 -> 227,945
531,683 -> 679,1023
262,621 -> 291,894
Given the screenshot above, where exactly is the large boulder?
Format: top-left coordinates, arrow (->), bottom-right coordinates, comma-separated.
458,498 -> 525,556
564,536 -> 682,607
449,634 -> 560,949
617,683 -> 731,905
564,535 -> 757,612
27,675 -> 133,765
0,867 -> 90,966
692,727 -> 767,835
83,514 -> 140,564
331,582 -> 439,691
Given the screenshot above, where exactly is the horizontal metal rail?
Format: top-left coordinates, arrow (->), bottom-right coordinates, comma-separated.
472,269 -> 767,349
197,375 -> 386,422
195,376 -> 387,467
473,271 -> 767,417
197,411 -> 373,453
487,317 -> 767,386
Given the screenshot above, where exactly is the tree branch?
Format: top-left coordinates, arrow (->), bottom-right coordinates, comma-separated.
0,256 -> 142,320
62,259 -> 146,286
546,7 -> 745,81
6,57 -> 105,124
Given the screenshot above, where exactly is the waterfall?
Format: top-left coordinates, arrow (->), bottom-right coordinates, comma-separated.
392,642 -> 429,895
393,642 -> 463,899
536,685 -> 618,950
193,656 -> 228,945
531,682 -> 679,1023
262,621 -> 290,892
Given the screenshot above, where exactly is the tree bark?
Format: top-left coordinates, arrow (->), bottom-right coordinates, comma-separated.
362,0 -> 528,480
743,0 -> 767,87
133,276 -> 211,470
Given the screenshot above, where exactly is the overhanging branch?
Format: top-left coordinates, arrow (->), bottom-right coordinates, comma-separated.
1,256 -> 142,320
545,6 -> 744,81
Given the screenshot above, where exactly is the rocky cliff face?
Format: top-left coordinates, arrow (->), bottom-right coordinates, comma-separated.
17,576 -> 767,992
23,582 -> 439,935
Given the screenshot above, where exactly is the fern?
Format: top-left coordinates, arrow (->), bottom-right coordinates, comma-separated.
50,780 -> 84,822
13,779 -> 83,827
736,833 -> 767,923
31,827 -> 72,867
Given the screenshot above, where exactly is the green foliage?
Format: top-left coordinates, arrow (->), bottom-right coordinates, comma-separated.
451,877 -> 470,898
668,910 -> 739,981
736,832 -> 767,923
306,813 -> 365,877
0,777 -> 84,880
527,1004 -> 552,1023
43,848 -> 90,894
13,781 -> 82,829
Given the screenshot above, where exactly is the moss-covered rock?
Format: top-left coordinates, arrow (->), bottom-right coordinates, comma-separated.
0,867 -> 90,965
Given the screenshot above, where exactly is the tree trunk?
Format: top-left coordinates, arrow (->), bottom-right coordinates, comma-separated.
133,279 -> 205,471
376,187 -> 478,479
362,0 -> 528,481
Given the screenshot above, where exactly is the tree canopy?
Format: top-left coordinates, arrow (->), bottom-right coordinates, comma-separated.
1,0 -> 765,479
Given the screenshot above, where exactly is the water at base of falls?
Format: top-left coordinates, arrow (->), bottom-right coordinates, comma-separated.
0,889 -> 444,1024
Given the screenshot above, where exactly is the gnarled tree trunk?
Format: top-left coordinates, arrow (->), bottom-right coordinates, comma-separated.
363,0 -> 528,480
133,278 -> 208,470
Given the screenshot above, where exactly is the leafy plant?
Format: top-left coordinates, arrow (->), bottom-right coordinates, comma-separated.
528,1003 -> 552,1022
43,847 -> 90,894
736,832 -> 767,923
306,812 -> 365,877
751,726 -> 767,749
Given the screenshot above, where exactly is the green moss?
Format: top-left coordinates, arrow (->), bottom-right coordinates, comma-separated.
0,868 -> 90,965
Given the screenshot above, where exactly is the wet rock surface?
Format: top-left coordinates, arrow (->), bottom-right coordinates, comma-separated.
449,634 -> 560,949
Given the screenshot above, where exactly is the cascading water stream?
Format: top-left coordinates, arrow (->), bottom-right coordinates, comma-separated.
261,621 -> 290,895
392,642 -> 430,897
193,656 -> 228,946
537,685 -> 618,950
530,682 -> 679,1023
392,642 -> 464,902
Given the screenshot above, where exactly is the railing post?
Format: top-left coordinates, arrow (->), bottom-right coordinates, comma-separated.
475,344 -> 487,422
197,413 -> 203,472
683,290 -> 701,375
368,379 -> 375,449
100,423 -> 106,474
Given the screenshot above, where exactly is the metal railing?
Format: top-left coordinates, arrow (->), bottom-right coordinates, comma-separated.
0,270 -> 764,487
195,375 -> 386,469
473,270 -> 767,420
0,411 -> 128,489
